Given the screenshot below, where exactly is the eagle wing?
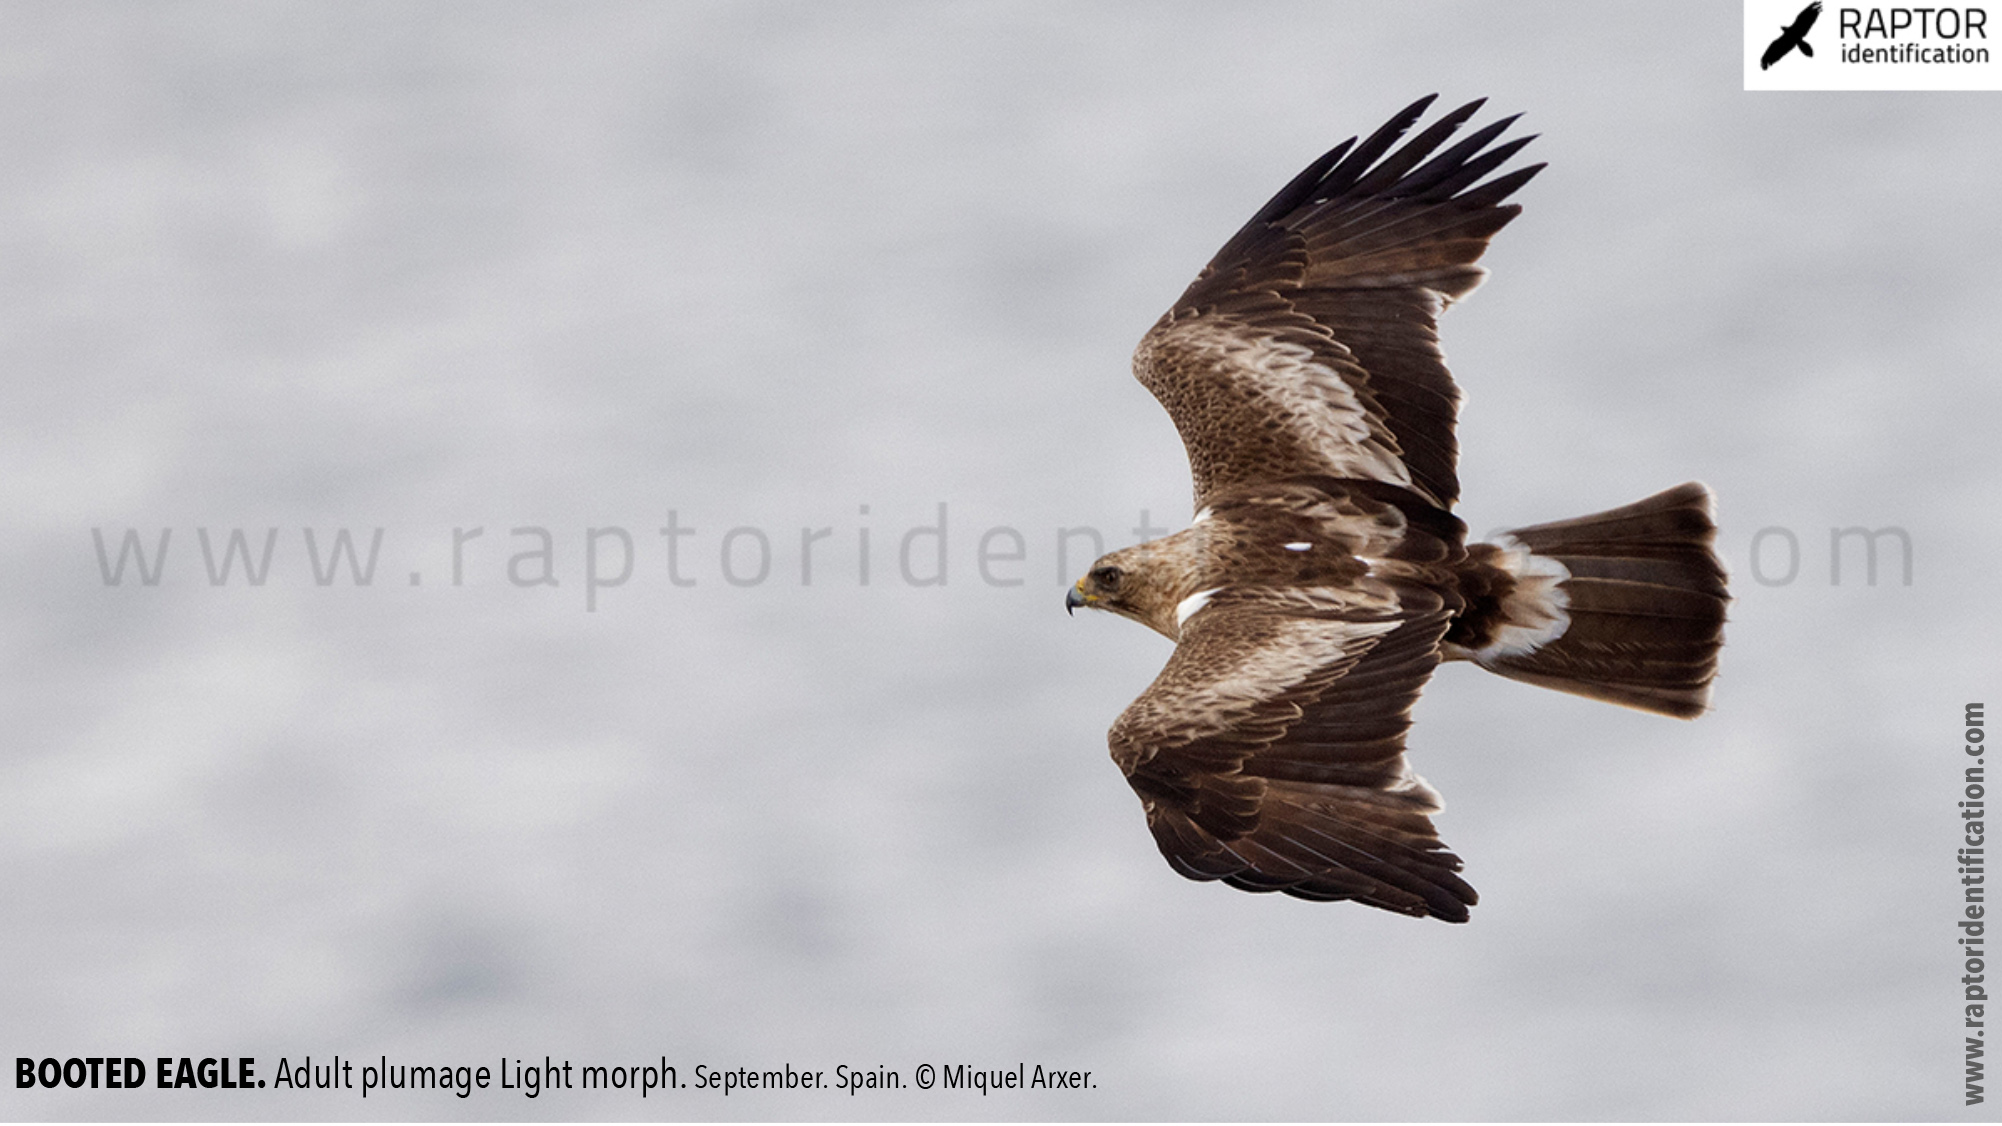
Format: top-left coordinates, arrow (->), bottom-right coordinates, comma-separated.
1108,587 -> 1475,922
1134,95 -> 1542,511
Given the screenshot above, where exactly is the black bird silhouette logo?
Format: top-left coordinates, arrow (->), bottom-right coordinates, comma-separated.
1762,1 -> 1822,68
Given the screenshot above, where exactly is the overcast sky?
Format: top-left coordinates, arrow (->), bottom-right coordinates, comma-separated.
4,1 -> 1998,1120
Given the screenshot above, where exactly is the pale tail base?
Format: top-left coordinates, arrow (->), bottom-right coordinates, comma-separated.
1474,482 -> 1729,720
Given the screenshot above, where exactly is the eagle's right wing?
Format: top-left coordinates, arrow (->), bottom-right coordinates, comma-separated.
1133,95 -> 1541,512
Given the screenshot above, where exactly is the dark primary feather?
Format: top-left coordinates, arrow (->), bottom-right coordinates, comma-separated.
1134,96 -> 1543,511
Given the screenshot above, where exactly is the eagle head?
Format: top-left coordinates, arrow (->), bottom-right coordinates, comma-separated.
1067,537 -> 1204,640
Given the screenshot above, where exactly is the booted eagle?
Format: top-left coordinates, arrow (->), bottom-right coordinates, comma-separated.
1066,96 -> 1727,923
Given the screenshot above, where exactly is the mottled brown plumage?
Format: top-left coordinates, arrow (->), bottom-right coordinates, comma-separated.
1067,97 -> 1728,922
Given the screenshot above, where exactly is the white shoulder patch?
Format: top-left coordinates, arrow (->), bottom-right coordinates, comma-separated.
1175,587 -> 1223,627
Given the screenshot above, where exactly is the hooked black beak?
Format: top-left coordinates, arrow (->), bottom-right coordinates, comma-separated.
1065,585 -> 1086,616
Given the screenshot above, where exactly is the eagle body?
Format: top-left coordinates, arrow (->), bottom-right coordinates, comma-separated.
1067,97 -> 1728,922
1077,478 -> 1480,645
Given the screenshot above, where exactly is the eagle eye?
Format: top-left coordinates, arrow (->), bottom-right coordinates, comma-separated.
1090,565 -> 1123,587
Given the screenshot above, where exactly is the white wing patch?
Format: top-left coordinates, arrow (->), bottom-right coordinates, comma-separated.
1171,614 -> 1403,735
1284,541 -> 1313,552
1154,322 -> 1416,491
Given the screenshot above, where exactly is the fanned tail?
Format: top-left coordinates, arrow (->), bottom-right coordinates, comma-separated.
1451,482 -> 1729,719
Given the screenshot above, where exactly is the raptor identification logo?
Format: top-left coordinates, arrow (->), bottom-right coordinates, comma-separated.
1745,0 -> 2002,87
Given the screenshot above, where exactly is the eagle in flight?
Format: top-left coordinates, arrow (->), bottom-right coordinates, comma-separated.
1066,96 -> 1728,922
1761,2 -> 1822,69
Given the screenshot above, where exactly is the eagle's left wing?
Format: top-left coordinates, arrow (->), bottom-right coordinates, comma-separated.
1108,587 -> 1475,922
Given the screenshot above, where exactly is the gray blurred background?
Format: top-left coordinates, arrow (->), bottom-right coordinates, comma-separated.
3,1 -> 1996,1119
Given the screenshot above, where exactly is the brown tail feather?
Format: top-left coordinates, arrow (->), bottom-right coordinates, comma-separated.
1468,482 -> 1729,719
